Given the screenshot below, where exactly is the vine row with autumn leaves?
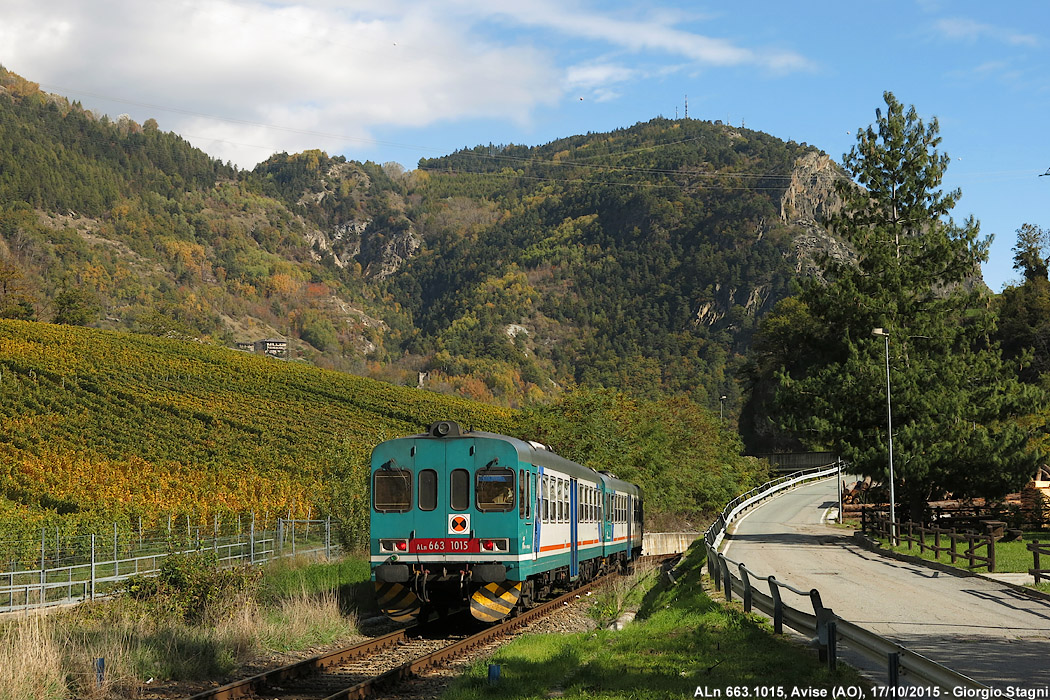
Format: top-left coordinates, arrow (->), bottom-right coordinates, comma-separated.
0,319 -> 513,550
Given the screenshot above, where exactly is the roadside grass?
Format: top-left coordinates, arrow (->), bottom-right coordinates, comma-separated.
867,531 -> 1045,575
0,553 -> 372,699
442,546 -> 869,700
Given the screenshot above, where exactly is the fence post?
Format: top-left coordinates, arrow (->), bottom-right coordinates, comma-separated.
950,532 -> 958,563
968,533 -> 976,569
709,545 -> 721,591
810,589 -> 833,664
90,534 -> 96,601
826,620 -> 838,671
768,576 -> 784,634
113,522 -> 119,579
249,513 -> 256,564
40,526 -> 46,606
738,563 -> 752,612
719,555 -> 732,602
1033,540 -> 1042,584
326,516 -> 331,559
888,651 -> 900,686
277,519 -> 284,555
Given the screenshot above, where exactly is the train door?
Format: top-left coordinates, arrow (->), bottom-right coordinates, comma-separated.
603,492 -> 613,544
570,478 -> 579,578
534,468 -> 543,556
626,494 -> 633,561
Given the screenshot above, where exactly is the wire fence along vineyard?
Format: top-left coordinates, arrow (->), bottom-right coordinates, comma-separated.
0,514 -> 347,613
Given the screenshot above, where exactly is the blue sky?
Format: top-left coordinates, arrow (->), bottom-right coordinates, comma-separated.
2,0 -> 1047,291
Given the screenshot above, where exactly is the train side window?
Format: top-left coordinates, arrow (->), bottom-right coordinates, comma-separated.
373,468 -> 412,512
450,468 -> 469,511
559,479 -> 566,522
529,474 -> 537,522
477,467 -> 515,512
525,472 -> 532,519
554,479 -> 561,522
418,469 -> 437,511
519,469 -> 526,518
542,476 -> 549,522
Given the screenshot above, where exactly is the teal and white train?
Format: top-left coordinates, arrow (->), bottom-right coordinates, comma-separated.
370,421 -> 643,623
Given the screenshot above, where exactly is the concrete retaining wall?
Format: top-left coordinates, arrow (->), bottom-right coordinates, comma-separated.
642,531 -> 700,556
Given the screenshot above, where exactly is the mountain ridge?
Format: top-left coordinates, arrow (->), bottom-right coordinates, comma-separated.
0,65 -> 857,409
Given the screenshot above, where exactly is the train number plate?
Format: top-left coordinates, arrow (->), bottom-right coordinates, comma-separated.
409,538 -> 479,553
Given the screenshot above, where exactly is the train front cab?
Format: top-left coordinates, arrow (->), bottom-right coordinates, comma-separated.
370,424 -> 534,624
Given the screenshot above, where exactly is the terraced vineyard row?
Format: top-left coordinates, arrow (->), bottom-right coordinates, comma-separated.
0,319 -> 513,552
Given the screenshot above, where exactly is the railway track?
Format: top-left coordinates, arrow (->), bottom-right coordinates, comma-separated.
190,555 -> 675,700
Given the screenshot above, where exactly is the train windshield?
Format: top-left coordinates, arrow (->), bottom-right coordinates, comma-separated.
476,468 -> 515,512
373,468 -> 412,512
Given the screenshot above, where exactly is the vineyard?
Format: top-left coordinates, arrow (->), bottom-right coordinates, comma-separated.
0,319 -> 513,550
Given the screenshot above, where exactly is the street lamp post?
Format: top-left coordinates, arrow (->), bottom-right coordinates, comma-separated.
719,395 -> 727,423
872,328 -> 896,543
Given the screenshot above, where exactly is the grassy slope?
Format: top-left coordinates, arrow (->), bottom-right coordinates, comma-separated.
0,319 -> 512,535
444,544 -> 868,699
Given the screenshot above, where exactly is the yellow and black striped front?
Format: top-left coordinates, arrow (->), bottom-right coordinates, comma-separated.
374,581 -> 421,623
469,581 -> 522,622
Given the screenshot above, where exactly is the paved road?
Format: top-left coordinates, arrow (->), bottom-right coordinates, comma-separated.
723,478 -> 1050,690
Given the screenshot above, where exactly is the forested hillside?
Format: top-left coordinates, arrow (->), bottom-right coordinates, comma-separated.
0,67 -> 400,370
0,65 -> 850,412
385,122 -> 845,407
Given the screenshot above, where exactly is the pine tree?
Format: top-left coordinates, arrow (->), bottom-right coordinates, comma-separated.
765,93 -> 1042,519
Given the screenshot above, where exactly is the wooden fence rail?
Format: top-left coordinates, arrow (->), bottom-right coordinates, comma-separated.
1028,540 -> 1050,583
861,509 -> 996,572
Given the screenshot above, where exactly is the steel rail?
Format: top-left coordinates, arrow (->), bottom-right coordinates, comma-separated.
187,627 -> 413,700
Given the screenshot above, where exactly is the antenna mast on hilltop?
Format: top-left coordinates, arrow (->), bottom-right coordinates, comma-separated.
684,95 -> 688,119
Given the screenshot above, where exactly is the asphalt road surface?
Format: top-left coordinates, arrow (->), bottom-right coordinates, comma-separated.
722,477 -> 1050,690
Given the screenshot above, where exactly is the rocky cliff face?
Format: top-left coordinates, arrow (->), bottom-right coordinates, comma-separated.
693,152 -> 856,330
780,151 -> 856,282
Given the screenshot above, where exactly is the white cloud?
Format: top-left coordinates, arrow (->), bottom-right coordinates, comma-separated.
934,17 -> 1039,47
2,0 -> 813,167
4,0 -> 563,167
459,0 -> 811,71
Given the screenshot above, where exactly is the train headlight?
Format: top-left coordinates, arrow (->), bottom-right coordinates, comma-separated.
380,538 -> 409,553
481,538 -> 509,552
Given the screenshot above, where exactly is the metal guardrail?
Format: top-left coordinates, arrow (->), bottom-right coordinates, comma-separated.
701,467 -> 988,690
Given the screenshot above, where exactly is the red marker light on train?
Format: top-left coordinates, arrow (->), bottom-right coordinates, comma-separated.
482,540 -> 494,551
396,541 -> 407,551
